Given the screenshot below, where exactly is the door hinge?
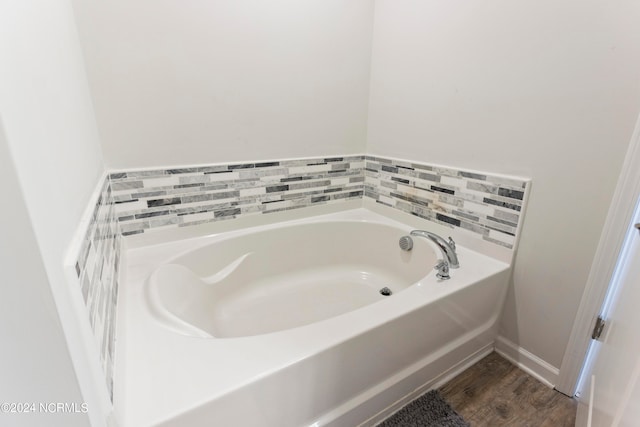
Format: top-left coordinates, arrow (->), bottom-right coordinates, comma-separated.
592,316 -> 606,340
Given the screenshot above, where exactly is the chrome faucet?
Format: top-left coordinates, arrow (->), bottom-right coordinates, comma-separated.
409,230 -> 459,280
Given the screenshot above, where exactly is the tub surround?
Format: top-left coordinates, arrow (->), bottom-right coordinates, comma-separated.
109,154 -> 529,250
364,156 -> 528,250
110,155 -> 365,237
69,153 -> 530,412
71,176 -> 121,401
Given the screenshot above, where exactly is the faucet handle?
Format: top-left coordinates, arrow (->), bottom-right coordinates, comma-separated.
434,260 -> 447,270
434,260 -> 451,280
448,237 -> 456,252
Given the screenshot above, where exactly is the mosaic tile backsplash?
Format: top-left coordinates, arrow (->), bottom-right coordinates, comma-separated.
71,153 -> 529,403
110,155 -> 365,236
364,155 -> 528,249
73,177 -> 121,401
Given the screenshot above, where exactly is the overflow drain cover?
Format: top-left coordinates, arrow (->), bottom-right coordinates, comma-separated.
379,287 -> 392,296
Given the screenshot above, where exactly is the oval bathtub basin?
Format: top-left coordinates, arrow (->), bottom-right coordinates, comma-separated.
147,221 -> 435,338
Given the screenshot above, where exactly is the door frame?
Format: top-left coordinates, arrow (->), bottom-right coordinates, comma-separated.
556,112 -> 640,396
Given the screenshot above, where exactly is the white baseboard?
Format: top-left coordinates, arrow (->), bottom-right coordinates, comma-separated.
495,335 -> 560,388
575,400 -> 589,427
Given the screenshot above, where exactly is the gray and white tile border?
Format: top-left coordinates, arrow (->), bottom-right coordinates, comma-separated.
363,155 -> 529,249
110,155 -> 365,236
72,177 -> 121,401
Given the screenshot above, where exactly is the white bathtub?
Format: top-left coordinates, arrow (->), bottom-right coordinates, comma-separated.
115,207 -> 511,427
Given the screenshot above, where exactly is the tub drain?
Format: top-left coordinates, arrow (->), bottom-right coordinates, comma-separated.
379,287 -> 392,296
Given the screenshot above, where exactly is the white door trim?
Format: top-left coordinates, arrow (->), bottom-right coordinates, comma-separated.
556,112 -> 640,396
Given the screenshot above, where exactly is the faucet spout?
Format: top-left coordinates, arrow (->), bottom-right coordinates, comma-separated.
410,230 -> 460,269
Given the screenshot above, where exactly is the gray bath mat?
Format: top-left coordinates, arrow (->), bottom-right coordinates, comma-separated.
378,390 -> 470,427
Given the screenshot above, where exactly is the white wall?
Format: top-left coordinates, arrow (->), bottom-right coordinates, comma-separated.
367,0 -> 640,372
0,1 -> 108,425
72,0 -> 374,169
0,121 -> 89,427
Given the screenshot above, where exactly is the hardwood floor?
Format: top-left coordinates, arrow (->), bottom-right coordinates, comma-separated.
439,352 -> 577,426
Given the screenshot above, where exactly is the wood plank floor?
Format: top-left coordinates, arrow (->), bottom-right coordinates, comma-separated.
439,352 -> 577,426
